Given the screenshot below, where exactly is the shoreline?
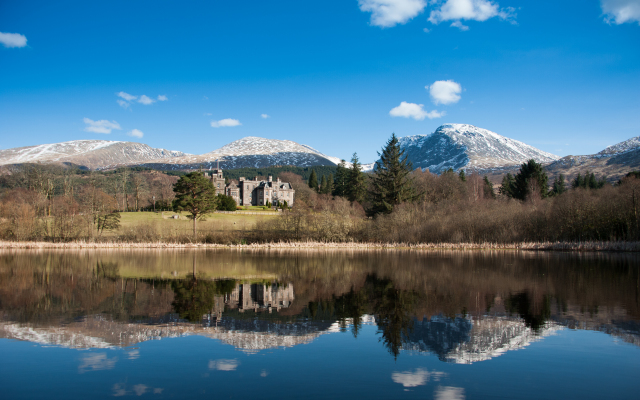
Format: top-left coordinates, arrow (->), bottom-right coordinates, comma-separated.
1,240 -> 639,252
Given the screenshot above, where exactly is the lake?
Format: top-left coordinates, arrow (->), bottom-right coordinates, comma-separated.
0,249 -> 638,399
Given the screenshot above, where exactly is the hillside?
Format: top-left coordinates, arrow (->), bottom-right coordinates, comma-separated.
0,140 -> 188,170
398,124 -> 559,174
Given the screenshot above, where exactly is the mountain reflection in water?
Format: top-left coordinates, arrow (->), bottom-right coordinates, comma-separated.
0,249 -> 638,363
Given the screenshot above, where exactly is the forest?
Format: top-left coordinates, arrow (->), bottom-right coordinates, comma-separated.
0,135 -> 639,245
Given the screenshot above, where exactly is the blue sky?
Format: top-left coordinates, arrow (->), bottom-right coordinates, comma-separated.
1,0 -> 639,162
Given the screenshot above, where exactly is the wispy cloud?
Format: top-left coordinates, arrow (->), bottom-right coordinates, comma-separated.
601,0 -> 640,24
450,20 -> 470,30
428,0 -> 516,27
0,32 -> 27,48
358,0 -> 427,28
389,101 -> 445,120
137,95 -> 155,105
116,99 -> 130,109
211,118 -> 242,128
117,92 -> 137,101
392,369 -> 447,388
428,80 -> 462,105
127,129 -> 144,138
261,114 -> 270,119
434,386 -> 466,400
83,118 -> 122,134
157,95 -> 168,101
208,359 -> 239,371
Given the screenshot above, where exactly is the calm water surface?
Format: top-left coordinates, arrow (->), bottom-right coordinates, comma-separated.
0,249 -> 639,399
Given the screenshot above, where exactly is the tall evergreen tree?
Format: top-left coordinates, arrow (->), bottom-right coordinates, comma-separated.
459,169 -> 466,182
551,174 -> 567,196
483,176 -> 496,199
319,175 -> 328,194
512,159 -> 549,200
499,173 -> 516,198
368,134 -> 417,215
572,173 -> 585,189
333,160 -> 348,197
308,169 -> 318,191
346,153 -> 367,203
173,172 -> 218,238
325,173 -> 334,195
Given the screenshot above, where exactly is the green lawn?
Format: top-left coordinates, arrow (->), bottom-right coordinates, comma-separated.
118,211 -> 277,233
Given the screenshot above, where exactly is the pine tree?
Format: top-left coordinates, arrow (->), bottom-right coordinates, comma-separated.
512,159 -> 549,200
368,134 -> 417,215
483,176 -> 496,199
333,160 -> 348,197
319,175 -> 328,194
308,169 -> 318,191
459,169 -> 466,182
173,172 -> 218,239
572,173 -> 584,189
325,173 -> 334,195
346,153 -> 367,203
551,174 -> 566,196
587,172 -> 598,189
499,173 -> 516,198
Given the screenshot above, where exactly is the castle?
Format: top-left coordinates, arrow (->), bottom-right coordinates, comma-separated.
204,168 -> 295,207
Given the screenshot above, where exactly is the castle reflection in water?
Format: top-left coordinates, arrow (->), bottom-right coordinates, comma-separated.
205,282 -> 295,325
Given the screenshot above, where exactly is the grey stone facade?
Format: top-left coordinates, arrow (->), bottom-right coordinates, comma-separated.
204,169 -> 295,207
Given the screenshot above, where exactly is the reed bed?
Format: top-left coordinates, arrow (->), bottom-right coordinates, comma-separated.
1,240 -> 638,252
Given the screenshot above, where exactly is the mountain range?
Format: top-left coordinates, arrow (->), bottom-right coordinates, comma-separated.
1,125 -> 637,181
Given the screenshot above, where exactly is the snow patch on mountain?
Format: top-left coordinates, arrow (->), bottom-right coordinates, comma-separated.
0,140 -> 189,169
398,124 -> 560,173
598,136 -> 640,156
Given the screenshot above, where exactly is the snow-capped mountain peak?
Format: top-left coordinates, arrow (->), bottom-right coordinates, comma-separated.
398,124 -> 559,173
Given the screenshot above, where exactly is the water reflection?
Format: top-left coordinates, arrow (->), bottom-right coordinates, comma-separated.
0,249 -> 639,363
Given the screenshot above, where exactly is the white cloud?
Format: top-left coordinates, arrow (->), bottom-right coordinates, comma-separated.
117,99 -> 130,109
0,32 -> 27,48
434,386 -> 466,400
208,359 -> 239,371
211,118 -> 242,128
83,118 -> 122,134
428,0 -> 515,25
78,353 -> 118,373
127,129 -> 144,138
261,114 -> 270,119
428,80 -> 462,105
157,95 -> 168,101
117,91 -> 137,101
451,20 -> 470,30
132,384 -> 148,396
137,95 -> 155,105
392,369 -> 447,388
358,0 -> 427,27
601,0 -> 640,24
204,112 -> 212,116
389,101 -> 445,120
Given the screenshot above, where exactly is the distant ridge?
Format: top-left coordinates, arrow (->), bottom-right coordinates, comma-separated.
397,124 -> 559,174
0,140 -> 188,170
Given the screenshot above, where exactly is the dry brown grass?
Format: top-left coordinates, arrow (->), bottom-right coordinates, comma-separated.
1,239 -> 638,252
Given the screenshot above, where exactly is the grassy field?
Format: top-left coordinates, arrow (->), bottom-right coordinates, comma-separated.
115,211 -> 277,238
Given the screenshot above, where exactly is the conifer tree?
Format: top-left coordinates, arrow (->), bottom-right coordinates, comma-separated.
483,176 -> 496,199
308,169 -> 318,191
572,173 -> 584,189
512,159 -> 549,200
325,173 -> 334,195
347,153 -> 367,204
319,175 -> 327,194
459,169 -> 466,182
551,174 -> 567,196
499,173 -> 516,198
333,160 -> 348,197
173,172 -> 218,239
368,134 -> 417,215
